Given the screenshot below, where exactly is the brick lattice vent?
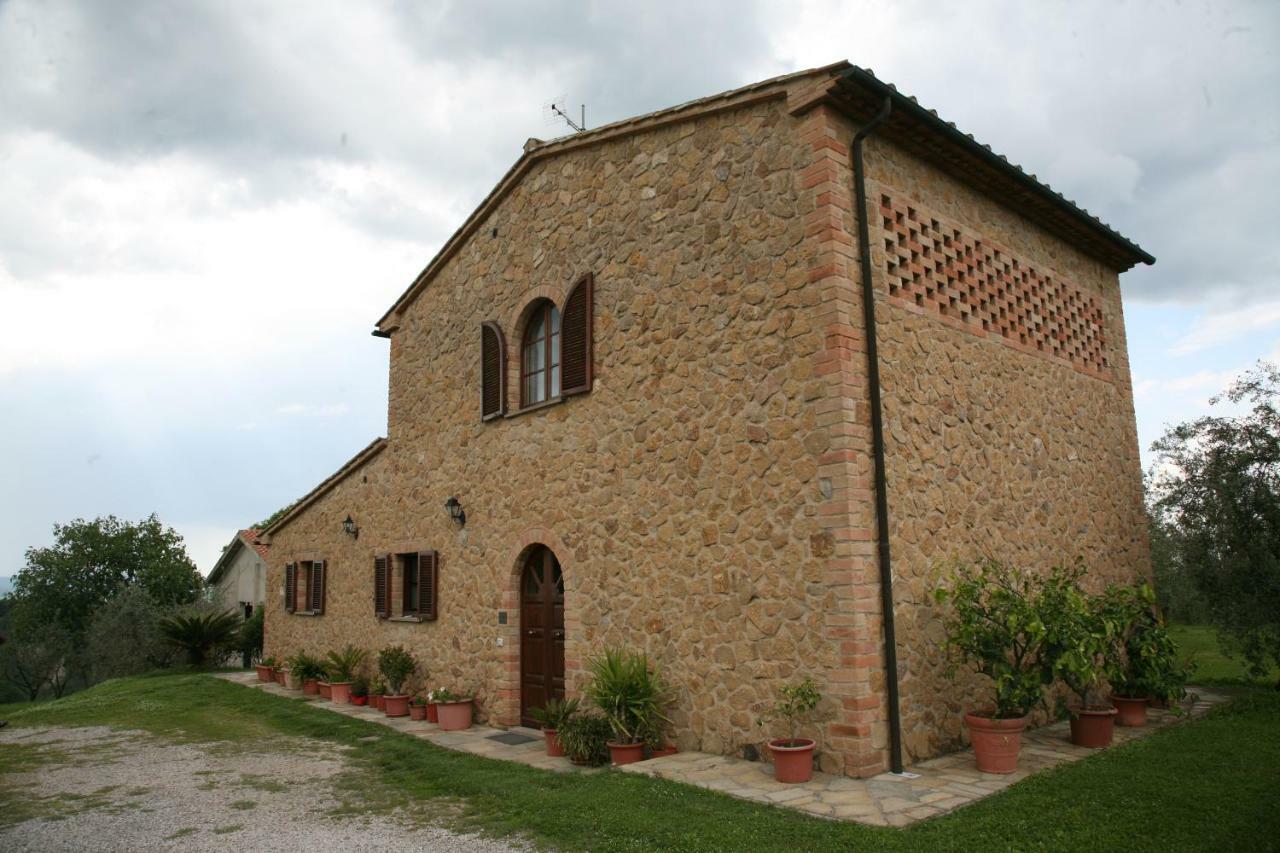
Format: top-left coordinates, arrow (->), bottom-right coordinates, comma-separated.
880,194 -> 1109,378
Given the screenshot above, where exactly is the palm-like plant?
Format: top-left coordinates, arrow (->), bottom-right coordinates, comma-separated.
324,645 -> 368,683
586,648 -> 671,745
288,651 -> 326,682
158,610 -> 241,667
529,697 -> 581,732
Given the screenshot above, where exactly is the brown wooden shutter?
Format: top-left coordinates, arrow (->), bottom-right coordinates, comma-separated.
284,562 -> 297,613
560,272 -> 594,396
374,555 -> 390,618
418,550 -> 438,621
309,560 -> 326,614
480,321 -> 507,420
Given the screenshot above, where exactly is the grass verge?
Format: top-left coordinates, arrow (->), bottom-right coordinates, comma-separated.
2,674 -> 1278,851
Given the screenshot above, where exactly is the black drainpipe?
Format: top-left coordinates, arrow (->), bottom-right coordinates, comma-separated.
851,95 -> 904,775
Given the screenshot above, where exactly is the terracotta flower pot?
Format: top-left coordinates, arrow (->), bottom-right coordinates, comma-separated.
302,679 -> 319,695
329,681 -> 353,704
965,712 -> 1028,774
383,695 -> 410,717
1113,695 -> 1149,727
1070,707 -> 1117,748
319,682 -> 332,700
543,729 -> 564,757
426,702 -> 439,724
436,700 -> 474,731
767,738 -> 816,783
352,695 -> 367,706
608,741 -> 646,766
409,704 -> 428,721
648,744 -> 679,759
255,665 -> 274,682
274,668 -> 287,685
373,695 -> 385,711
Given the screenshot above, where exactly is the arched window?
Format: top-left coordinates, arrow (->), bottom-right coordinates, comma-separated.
521,301 -> 561,406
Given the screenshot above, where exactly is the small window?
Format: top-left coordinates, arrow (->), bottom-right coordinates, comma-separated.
521,301 -> 561,406
288,559 -> 326,615
402,552 -> 420,616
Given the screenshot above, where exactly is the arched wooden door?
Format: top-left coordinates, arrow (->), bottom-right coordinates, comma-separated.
520,545 -> 565,727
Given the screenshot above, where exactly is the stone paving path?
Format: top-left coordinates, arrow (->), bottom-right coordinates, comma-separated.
215,672 -> 1224,827
215,672 -> 598,774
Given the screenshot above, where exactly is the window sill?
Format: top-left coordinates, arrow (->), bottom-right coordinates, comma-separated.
504,396 -> 565,419
293,610 -> 322,617
388,615 -> 424,623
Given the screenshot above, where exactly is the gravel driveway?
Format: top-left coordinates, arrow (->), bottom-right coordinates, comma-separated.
0,725 -> 526,852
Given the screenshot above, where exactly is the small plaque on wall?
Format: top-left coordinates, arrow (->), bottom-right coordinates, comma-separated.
497,611 -> 507,625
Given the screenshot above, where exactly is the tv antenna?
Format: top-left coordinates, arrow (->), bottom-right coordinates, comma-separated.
545,98 -> 586,133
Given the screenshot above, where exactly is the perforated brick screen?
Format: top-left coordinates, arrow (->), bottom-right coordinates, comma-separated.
879,194 -> 1110,378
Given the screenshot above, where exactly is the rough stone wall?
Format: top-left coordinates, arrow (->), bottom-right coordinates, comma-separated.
264,96 -> 866,771
853,124 -> 1150,762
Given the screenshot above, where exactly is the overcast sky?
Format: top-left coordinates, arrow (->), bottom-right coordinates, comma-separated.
1,0 -> 1276,577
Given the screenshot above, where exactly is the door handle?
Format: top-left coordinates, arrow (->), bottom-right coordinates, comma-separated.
551,630 -> 564,639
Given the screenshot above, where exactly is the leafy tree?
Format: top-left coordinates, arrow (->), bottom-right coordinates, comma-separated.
1152,362 -> 1280,684
11,514 -> 201,642
0,624 -> 70,701
84,586 -> 177,681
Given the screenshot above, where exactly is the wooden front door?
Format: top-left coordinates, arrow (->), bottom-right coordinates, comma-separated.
520,545 -> 565,727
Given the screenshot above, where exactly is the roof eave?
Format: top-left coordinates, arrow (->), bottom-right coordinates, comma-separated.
830,67 -> 1155,271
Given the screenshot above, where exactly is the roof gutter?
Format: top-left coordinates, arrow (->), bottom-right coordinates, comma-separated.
851,94 -> 905,775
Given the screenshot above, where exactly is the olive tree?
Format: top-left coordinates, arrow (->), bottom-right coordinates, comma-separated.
1151,362 -> 1280,684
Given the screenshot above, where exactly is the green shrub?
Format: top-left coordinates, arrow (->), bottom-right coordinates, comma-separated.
757,677 -> 821,746
934,559 -> 1058,718
376,645 -> 417,695
287,651 -> 326,682
1104,582 -> 1192,705
586,647 -> 671,745
558,712 -> 612,766
238,608 -> 264,662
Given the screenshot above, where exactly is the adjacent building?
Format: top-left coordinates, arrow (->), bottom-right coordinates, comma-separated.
208,528 -> 269,618
260,62 -> 1153,777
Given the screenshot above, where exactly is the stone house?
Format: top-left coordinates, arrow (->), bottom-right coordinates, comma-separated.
260,61 -> 1153,778
207,528 -> 269,618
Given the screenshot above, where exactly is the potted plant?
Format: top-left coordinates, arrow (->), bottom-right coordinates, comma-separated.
350,677 -> 369,706
377,645 -> 417,718
319,679 -> 332,700
558,712 -> 613,766
757,678 -> 821,783
1104,583 -> 1191,727
1043,567 -> 1118,748
289,652 -> 325,695
324,645 -> 368,705
432,687 -> 474,730
934,559 -> 1057,773
530,697 -> 580,757
425,690 -> 440,723
256,656 -> 278,683
371,680 -> 386,711
586,648 -> 671,766
409,694 -> 429,721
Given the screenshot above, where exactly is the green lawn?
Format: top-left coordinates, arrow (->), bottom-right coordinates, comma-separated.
2,674 -> 1278,851
1168,623 -> 1280,687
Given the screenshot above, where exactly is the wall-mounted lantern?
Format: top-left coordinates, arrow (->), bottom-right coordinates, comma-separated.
342,515 -> 359,539
444,496 -> 466,527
